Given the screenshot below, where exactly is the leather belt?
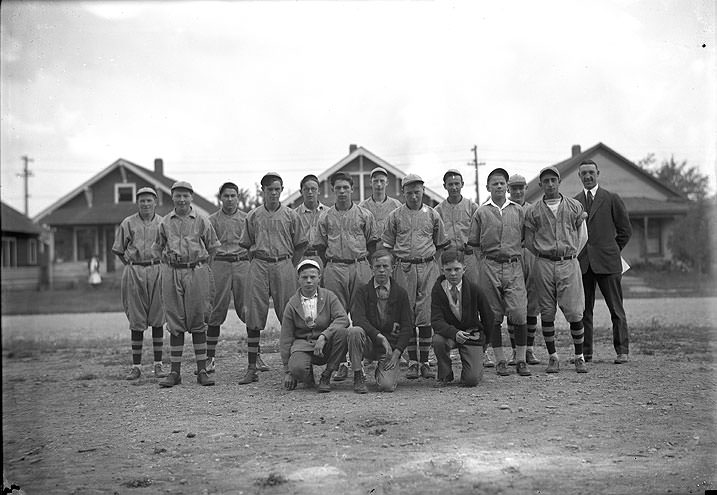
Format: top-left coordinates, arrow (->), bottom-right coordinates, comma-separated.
327,256 -> 367,265
397,256 -> 435,264
537,253 -> 576,262
129,260 -> 161,266
214,254 -> 250,262
253,253 -> 291,263
170,261 -> 205,269
483,255 -> 521,263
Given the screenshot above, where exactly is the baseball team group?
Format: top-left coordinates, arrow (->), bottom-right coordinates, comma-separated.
111,159 -> 632,393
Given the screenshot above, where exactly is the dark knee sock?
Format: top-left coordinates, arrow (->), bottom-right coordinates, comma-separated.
247,329 -> 261,366
542,320 -> 556,355
131,331 -> 143,365
151,326 -> 164,362
192,332 -> 207,372
417,326 -> 432,363
407,327 -> 418,361
570,321 -> 584,356
507,321 -> 516,349
527,316 -> 538,347
207,325 -> 220,359
170,333 -> 184,374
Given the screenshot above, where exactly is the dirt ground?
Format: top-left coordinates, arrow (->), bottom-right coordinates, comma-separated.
2,298 -> 716,494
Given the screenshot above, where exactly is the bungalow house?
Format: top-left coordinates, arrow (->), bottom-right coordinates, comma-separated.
1,202 -> 47,290
524,142 -> 690,264
283,145 -> 445,208
33,158 -> 217,286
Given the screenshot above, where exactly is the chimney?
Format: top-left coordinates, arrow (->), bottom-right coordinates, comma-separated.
349,144 -> 358,154
571,145 -> 581,157
154,158 -> 164,176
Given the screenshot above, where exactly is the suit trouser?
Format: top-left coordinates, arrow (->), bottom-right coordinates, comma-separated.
346,326 -> 400,392
582,267 -> 629,356
432,334 -> 484,386
288,328 -> 349,384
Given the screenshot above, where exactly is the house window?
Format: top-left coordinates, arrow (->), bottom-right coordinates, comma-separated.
2,237 -> 17,267
28,238 -> 38,265
646,220 -> 662,255
115,183 -> 136,203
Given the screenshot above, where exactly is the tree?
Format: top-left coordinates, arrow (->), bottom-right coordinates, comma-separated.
637,154 -> 710,200
237,184 -> 263,212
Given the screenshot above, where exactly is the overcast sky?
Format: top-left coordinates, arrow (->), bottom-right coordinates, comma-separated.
1,0 -> 715,217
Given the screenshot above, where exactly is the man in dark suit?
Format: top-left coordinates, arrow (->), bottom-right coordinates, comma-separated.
574,159 -> 632,364
431,249 -> 494,387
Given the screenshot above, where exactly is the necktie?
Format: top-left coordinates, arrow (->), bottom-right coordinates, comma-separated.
450,285 -> 459,305
586,190 -> 594,213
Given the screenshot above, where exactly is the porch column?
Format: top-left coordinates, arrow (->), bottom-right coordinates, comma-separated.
72,227 -> 78,262
643,217 -> 649,261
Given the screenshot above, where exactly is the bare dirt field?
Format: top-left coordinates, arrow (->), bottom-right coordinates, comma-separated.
2,298 -> 716,494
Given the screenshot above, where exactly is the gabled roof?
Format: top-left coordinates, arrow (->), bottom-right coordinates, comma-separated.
1,202 -> 42,235
524,142 -> 687,202
33,158 -> 218,224
283,146 -> 445,205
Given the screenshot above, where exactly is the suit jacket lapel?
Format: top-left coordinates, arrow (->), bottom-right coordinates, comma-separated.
588,188 -> 606,222
316,288 -> 327,316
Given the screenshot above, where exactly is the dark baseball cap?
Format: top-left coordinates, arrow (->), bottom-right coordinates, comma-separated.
539,166 -> 561,180
443,169 -> 463,182
300,174 -> 320,188
261,172 -> 283,187
486,168 -> 509,184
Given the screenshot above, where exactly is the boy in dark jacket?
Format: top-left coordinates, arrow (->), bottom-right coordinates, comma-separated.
431,249 -> 494,387
347,249 -> 414,393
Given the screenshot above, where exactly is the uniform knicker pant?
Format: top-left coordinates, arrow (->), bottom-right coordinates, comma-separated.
288,328 -> 349,383
533,257 -> 584,322
432,334 -> 483,386
244,258 -> 297,331
582,267 -> 629,356
121,264 -> 164,331
393,259 -> 439,327
323,260 -> 372,313
208,259 -> 250,326
478,258 -> 527,347
346,326 -> 400,392
161,264 -> 214,335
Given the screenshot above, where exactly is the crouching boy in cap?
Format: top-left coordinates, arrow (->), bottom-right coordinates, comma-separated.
280,259 -> 349,393
431,249 -> 494,387
346,249 -> 413,393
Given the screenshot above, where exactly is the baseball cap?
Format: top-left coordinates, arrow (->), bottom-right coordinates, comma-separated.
136,187 -> 157,199
370,167 -> 389,178
507,174 -> 527,186
442,169 -> 463,182
402,173 -> 424,188
261,172 -> 283,187
218,181 -> 239,195
300,174 -> 320,188
539,166 -> 561,180
486,167 -> 509,184
297,258 -> 322,274
171,181 -> 193,193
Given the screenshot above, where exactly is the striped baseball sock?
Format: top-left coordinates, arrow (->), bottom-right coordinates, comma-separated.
151,326 -> 164,363
417,326 -> 432,363
192,332 -> 207,373
526,316 -> 538,349
131,331 -> 143,365
407,327 -> 418,362
207,325 -> 220,359
514,323 -> 527,362
542,320 -> 556,355
170,333 -> 184,374
570,321 -> 584,357
247,329 -> 261,367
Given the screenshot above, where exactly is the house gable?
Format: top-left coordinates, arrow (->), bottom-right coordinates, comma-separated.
284,145 -> 444,208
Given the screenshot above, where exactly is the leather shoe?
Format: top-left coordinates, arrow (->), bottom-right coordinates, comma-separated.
516,361 -> 531,376
526,349 -> 540,365
318,371 -> 332,393
406,362 -> 420,379
420,363 -> 435,379
353,371 -> 368,394
159,371 -> 181,388
237,366 -> 258,385
614,354 -> 629,364
125,367 -> 141,380
545,356 -> 560,374
256,354 -> 270,372
197,369 -> 215,386
333,362 -> 349,381
496,360 -> 510,376
574,356 -> 588,373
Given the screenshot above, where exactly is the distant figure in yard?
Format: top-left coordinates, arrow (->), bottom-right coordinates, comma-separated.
280,259 -> 349,393
111,187 -> 167,380
88,254 -> 102,287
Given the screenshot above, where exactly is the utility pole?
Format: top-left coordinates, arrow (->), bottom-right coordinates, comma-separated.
18,156 -> 34,216
470,146 -> 485,204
